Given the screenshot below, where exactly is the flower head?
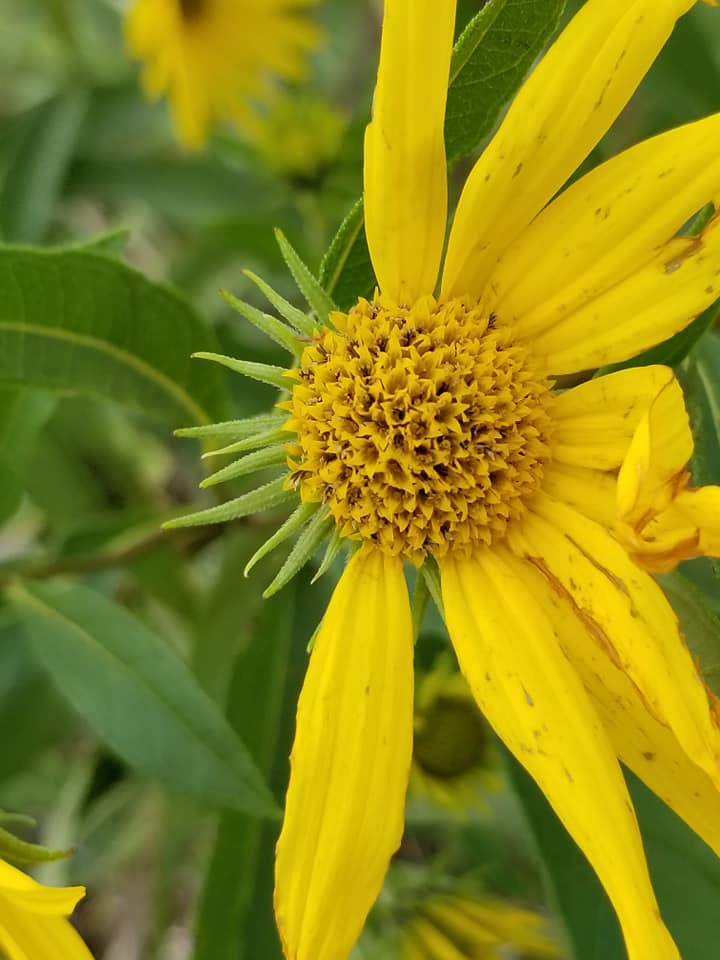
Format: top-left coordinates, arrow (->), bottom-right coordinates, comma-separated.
172,0 -> 720,958
410,659 -> 498,810
125,0 -> 321,148
0,858 -> 93,959
399,894 -> 562,960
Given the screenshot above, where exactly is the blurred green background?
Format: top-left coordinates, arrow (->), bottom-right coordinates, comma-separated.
2,1 -> 720,958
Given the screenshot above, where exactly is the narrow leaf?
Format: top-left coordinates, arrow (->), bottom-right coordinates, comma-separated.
176,413 -> 285,440
244,503 -> 319,577
263,507 -> 332,597
192,352 -> 290,391
202,427 -> 288,460
164,476 -> 293,529
243,270 -> 316,336
275,229 -> 338,322
221,290 -> 300,355
200,445 -> 288,489
318,199 -> 375,311
9,581 -> 278,818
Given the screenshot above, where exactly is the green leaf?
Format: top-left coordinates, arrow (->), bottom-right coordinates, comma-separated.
658,571 -> 720,696
318,199 -> 374,312
164,476 -> 293,529
0,388 -> 56,523
0,246 -> 229,426
445,0 -> 565,163
275,228 -> 338,321
0,92 -> 87,243
8,580 -> 278,818
505,746 -> 720,960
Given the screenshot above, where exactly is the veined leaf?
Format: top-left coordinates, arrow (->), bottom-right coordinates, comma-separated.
9,580 -> 277,818
0,246 -> 229,426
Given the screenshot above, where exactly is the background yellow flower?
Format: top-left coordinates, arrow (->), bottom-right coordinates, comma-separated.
125,0 -> 321,147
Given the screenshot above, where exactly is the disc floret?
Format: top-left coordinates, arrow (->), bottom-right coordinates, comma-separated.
284,294 -> 553,562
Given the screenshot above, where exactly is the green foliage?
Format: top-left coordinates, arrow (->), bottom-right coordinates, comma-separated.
0,246 -> 229,426
9,580 -> 278,818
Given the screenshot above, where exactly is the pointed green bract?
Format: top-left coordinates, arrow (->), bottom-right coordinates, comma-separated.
243,270 -> 316,337
244,502 -> 319,577
175,413 -> 285,440
0,823 -> 72,865
192,352 -> 290,391
202,426 -> 289,459
311,526 -> 344,583
221,289 -> 301,356
200,444 -> 288,488
263,507 -> 332,597
164,476 -> 292,528
275,228 -> 338,322
421,557 -> 444,620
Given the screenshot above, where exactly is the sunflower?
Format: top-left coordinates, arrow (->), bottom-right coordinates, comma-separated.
410,659 -> 499,811
399,894 -> 561,960
170,0 -> 720,958
125,0 -> 321,148
0,858 -> 93,959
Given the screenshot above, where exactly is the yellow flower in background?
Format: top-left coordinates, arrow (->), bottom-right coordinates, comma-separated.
0,858 -> 93,959
400,895 -> 561,960
171,0 -> 720,957
252,94 -> 346,183
411,661 -> 498,810
125,0 -> 321,148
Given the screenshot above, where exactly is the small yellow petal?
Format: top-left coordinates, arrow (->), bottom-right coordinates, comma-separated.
0,902 -> 94,960
550,366 -> 673,470
441,547 -> 679,960
442,0 -> 698,298
1,884 -> 86,916
508,497 -> 720,791
274,546 -> 413,960
364,0 -> 455,300
518,558 -> 720,861
617,376 -> 693,528
488,113 -> 720,335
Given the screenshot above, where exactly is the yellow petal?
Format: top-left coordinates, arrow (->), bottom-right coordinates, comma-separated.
526,212 -> 720,375
541,462 -> 617,529
441,0 -> 698,299
407,916 -> 467,960
441,547 -> 679,960
551,366 -> 673,470
1,884 -> 86,917
0,861 -> 85,916
488,113 -> 720,335
517,557 -> 720,860
0,902 -> 94,960
617,375 -> 693,528
621,487 -> 720,572
363,0 -> 455,300
508,497 -> 720,789
274,546 -> 414,960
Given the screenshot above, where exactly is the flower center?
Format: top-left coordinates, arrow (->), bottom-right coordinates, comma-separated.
414,695 -> 491,780
179,0 -> 205,22
286,294 -> 553,561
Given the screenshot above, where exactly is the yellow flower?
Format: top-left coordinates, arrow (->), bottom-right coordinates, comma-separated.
410,661 -> 499,810
0,858 -> 93,959
400,895 -> 562,960
252,94 -> 346,183
172,0 -> 720,958
125,0 -> 321,148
